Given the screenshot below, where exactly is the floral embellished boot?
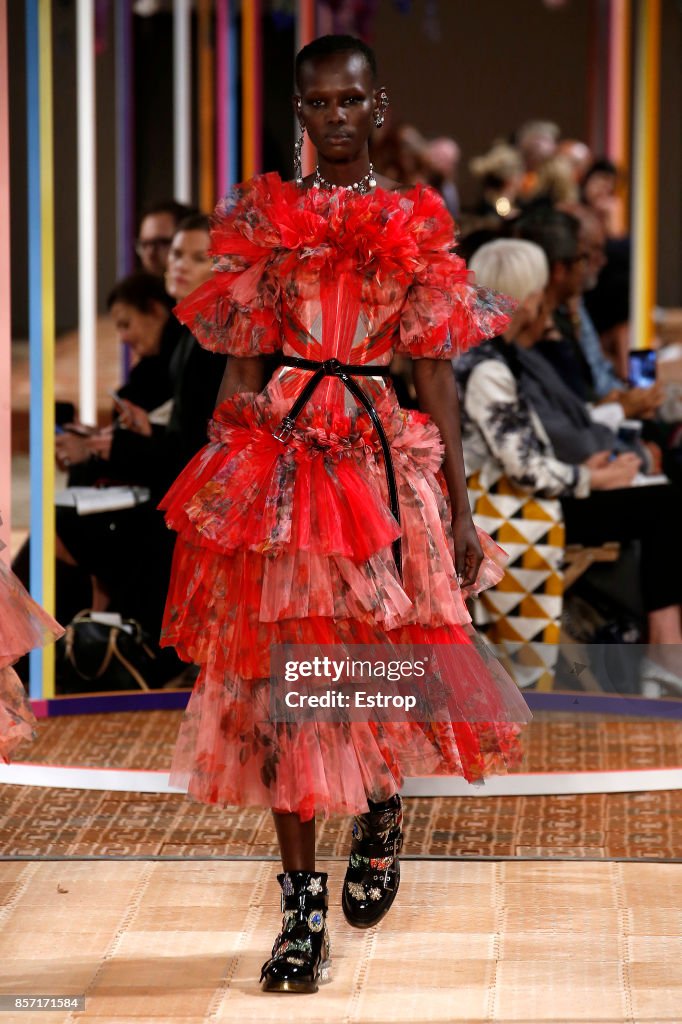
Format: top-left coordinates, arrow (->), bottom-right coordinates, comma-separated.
341,794 -> 403,929
260,871 -> 331,993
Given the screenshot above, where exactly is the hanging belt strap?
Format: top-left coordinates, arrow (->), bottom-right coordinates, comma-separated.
275,356 -> 402,578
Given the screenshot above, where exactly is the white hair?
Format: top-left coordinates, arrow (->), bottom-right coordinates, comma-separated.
469,238 -> 549,302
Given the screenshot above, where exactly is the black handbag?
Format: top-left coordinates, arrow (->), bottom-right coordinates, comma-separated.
55,610 -> 158,693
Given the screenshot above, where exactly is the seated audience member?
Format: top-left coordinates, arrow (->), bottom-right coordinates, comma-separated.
424,136 -> 461,219
528,155 -> 579,209
581,157 -> 623,238
560,203 -> 663,414
469,144 -> 524,223
512,207 -> 672,480
53,275 -> 183,680
512,207 -> 662,415
557,138 -> 593,185
136,199 -> 197,277
114,215 -> 227,505
510,208 -> 599,402
372,123 -> 429,186
459,238 -> 682,685
514,120 -> 559,202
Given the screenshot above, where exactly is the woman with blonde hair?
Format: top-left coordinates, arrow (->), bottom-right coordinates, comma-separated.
469,144 -> 524,220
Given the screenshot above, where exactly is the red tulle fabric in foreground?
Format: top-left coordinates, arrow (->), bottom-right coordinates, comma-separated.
161,174 -> 530,820
0,549 -> 64,762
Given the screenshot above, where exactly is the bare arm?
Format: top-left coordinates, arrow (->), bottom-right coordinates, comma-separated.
216,356 -> 266,407
412,357 -> 482,586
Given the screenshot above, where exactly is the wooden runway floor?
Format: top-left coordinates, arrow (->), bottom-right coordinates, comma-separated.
1,858 -> 681,1023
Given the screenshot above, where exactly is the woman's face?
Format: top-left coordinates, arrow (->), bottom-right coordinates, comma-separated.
109,300 -> 167,359
583,170 -> 616,205
295,52 -> 378,164
514,290 -> 552,348
166,229 -> 212,301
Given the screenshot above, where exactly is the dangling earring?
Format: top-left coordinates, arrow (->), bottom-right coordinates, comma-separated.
374,90 -> 389,129
294,124 -> 305,186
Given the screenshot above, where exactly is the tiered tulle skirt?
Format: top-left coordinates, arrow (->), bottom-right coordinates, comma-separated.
0,557 -> 64,761
161,382 -> 531,819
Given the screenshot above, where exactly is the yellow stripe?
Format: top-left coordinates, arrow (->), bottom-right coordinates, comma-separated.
631,0 -> 660,352
39,0 -> 55,696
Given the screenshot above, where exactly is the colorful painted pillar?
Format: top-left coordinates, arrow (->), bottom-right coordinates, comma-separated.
115,0 -> 135,280
216,0 -> 238,195
630,0 -> 661,350
241,0 -> 263,179
77,0 -> 97,426
606,1 -> 631,198
0,0 -> 11,558
198,0 -> 215,212
296,0 -> 316,177
26,0 -> 56,698
174,0 -> 192,203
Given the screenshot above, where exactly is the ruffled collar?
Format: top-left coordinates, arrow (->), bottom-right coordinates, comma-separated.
210,171 -> 458,285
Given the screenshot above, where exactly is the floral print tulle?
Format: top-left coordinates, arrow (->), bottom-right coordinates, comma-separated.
0,535 -> 64,762
161,174 -> 531,820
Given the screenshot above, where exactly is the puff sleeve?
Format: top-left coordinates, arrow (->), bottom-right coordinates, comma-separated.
396,187 -> 516,359
173,174 -> 283,356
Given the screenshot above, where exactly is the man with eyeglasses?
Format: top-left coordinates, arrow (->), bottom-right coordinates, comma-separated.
136,199 -> 197,277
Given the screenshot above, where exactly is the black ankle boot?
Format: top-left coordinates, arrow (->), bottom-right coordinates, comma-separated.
260,871 -> 331,993
341,794 -> 403,929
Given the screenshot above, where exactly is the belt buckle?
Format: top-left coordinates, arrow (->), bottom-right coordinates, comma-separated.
273,417 -> 295,443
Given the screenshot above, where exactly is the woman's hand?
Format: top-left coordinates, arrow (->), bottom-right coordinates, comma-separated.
87,427 -> 114,460
452,511 -> 483,589
587,452 -> 640,490
116,400 -> 152,436
55,431 -> 91,470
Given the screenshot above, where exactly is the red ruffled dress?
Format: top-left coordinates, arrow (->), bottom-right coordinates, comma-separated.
161,173 -> 532,820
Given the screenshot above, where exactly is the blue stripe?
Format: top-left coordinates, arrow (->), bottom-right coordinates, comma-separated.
29,688 -> 682,721
26,0 -> 43,698
525,690 -> 682,719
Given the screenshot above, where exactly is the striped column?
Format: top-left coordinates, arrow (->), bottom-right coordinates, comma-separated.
606,0 -> 631,234
198,0 -> 215,212
77,0 -> 97,426
0,0 -> 11,557
115,0 -> 135,280
216,0 -> 238,195
241,0 -> 262,179
26,0 -> 56,698
630,0 -> 661,350
296,0 -> 316,178
173,0 -> 192,203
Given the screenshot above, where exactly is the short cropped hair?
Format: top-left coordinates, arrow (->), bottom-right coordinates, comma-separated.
139,199 -> 198,227
106,272 -> 173,313
511,208 -> 580,265
175,213 -> 210,235
295,34 -> 377,87
469,239 -> 549,303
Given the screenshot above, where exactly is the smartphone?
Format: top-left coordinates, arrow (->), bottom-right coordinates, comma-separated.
628,349 -> 657,388
109,390 -> 126,411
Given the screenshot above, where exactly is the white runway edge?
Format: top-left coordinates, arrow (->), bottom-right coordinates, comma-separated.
0,762 -> 681,796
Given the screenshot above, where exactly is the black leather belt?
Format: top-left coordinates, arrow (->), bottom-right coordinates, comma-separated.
275,356 -> 402,578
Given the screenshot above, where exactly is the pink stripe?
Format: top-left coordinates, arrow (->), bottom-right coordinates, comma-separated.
29,699 -> 50,720
0,0 -> 11,556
